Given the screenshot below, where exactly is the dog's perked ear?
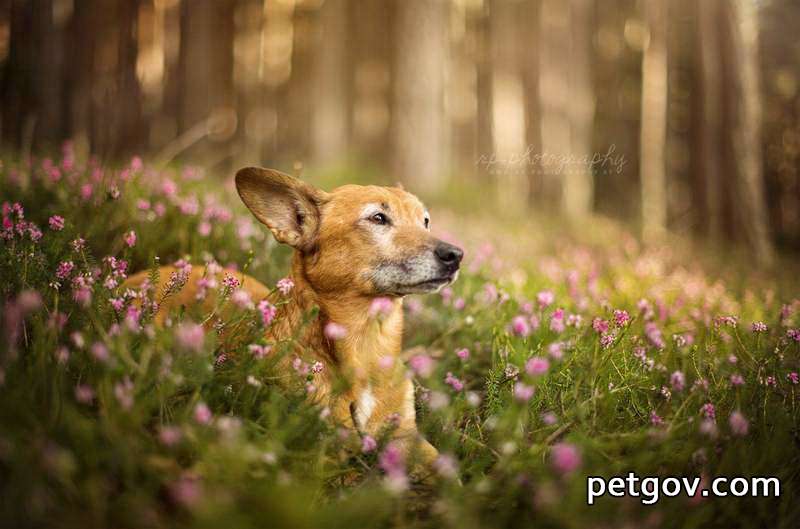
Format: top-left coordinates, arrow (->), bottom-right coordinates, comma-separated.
235,167 -> 329,251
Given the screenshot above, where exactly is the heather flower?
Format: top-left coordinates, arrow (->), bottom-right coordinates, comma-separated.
701,402 -> 716,421
600,332 -> 615,349
650,411 -> 664,426
48,215 -> 64,231
537,290 -> 555,308
644,322 -> 665,349
248,344 -> 271,359
444,372 -> 464,391
550,308 -> 565,333
361,435 -> 377,453
231,289 -> 253,309
729,411 -> 749,436
379,443 -> 408,493
114,376 -> 134,410
787,372 -> 799,385
311,361 -> 324,374
433,454 -> 459,479
513,382 -> 535,402
765,375 -> 777,387
670,371 -> 686,392
324,322 -> 347,340
548,341 -> 565,360
751,321 -> 767,333
55,261 -> 75,280
276,277 -> 294,295
222,273 -> 240,290
453,297 -> 466,310
730,373 -> 745,387
787,329 -> 800,342
194,403 -> 212,425
613,309 -> 630,327
159,426 -> 182,447
257,300 -> 277,327
409,354 -> 435,378
566,313 -> 582,327
109,297 -> 124,312
90,342 -> 109,362
510,315 -> 530,337
456,347 -> 470,360
541,412 -> 558,425
550,443 -> 581,475
123,230 -> 136,247
525,356 -> 549,376
175,322 -> 204,353
592,317 -> 609,334
369,297 -> 394,317
74,384 -> 95,404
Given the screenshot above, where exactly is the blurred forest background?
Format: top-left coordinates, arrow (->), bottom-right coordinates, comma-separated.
1,0 -> 800,265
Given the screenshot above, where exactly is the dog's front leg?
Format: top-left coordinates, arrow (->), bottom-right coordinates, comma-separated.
359,378 -> 439,480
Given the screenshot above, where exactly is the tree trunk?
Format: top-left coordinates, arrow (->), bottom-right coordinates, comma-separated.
520,0 -> 542,205
721,0 -> 774,266
564,0 -> 594,220
639,0 -> 668,242
696,0 -> 724,240
390,0 -> 448,191
1,0 -> 65,151
539,0 -> 594,219
177,0 -> 235,162
311,0 -> 350,167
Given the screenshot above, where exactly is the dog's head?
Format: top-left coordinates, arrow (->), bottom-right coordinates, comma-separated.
235,167 -> 462,297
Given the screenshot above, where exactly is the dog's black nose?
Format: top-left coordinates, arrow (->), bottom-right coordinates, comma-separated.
434,242 -> 464,270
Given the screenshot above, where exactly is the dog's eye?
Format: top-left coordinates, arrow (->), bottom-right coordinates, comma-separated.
424,217 -> 430,229
370,212 -> 389,225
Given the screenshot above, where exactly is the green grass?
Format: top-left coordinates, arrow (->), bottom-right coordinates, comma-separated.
1,152 -> 799,528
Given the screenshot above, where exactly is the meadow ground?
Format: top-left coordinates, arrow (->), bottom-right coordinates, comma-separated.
1,150 -> 799,528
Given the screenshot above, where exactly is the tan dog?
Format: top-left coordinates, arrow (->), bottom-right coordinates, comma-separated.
126,167 -> 463,474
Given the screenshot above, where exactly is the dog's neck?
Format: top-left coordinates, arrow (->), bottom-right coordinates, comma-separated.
275,254 -> 405,381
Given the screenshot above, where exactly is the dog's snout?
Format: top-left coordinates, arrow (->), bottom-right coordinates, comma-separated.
434,242 -> 464,270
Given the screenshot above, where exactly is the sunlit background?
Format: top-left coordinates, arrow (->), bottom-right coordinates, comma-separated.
2,0 -> 800,260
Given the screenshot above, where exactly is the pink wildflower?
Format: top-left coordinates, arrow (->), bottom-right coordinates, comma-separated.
159,426 -> 182,447
175,322 -> 204,353
74,384 -> 95,404
701,402 -> 716,421
48,215 -> 64,231
193,403 -> 212,425
592,317 -> 609,334
550,308 -> 565,333
751,321 -> 767,333
444,372 -> 464,391
257,300 -> 277,327
362,435 -> 377,453
55,261 -> 75,280
730,374 -> 745,387
90,342 -> 109,362
729,411 -> 749,436
787,372 -> 799,385
511,315 -> 531,337
409,354 -> 435,378
276,277 -> 294,295
650,411 -> 664,426
670,371 -> 686,392
525,356 -> 549,376
537,290 -> 555,308
513,382 -> 535,402
123,230 -> 136,247
369,297 -> 394,317
550,442 -> 582,475
613,309 -> 630,327
456,347 -> 470,361
324,322 -> 347,340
